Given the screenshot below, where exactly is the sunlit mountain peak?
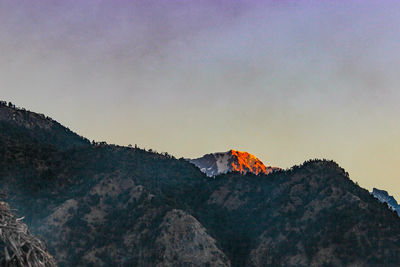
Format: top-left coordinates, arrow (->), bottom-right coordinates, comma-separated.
190,149 -> 280,177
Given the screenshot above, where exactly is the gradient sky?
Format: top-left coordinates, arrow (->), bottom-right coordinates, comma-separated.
1,1 -> 400,197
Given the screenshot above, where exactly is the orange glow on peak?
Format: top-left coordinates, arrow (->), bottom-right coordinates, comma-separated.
228,149 -> 279,175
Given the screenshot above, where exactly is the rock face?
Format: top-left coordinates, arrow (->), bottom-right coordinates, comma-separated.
190,150 -> 279,177
2,102 -> 400,266
372,188 -> 400,215
155,209 -> 230,267
38,175 -> 163,266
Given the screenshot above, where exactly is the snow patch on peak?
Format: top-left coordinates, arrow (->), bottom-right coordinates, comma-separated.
215,152 -> 231,174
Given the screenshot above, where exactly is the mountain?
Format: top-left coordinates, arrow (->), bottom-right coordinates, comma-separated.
372,188 -> 400,215
190,150 -> 280,177
2,101 -> 400,266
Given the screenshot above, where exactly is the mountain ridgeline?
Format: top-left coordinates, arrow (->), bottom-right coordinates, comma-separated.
1,101 -> 400,266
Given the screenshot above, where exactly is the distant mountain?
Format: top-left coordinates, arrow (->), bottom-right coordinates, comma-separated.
372,188 -> 400,215
2,101 -> 400,266
190,150 -> 280,177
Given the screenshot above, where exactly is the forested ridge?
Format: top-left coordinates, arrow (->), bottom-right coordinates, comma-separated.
1,101 -> 400,266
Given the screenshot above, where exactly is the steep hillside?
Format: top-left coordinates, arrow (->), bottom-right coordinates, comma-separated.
197,162 -> 400,266
0,101 -> 90,149
1,102 -> 400,266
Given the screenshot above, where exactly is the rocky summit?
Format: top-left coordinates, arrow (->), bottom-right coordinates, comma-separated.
190,149 -> 280,177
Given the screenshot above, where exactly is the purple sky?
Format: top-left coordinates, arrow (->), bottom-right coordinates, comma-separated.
1,1 -> 400,197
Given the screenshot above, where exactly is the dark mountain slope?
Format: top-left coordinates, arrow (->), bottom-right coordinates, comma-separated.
197,161 -> 400,266
1,102 -> 400,266
0,101 -> 90,149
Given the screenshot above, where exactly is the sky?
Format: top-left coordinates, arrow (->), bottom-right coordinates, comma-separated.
1,1 -> 400,197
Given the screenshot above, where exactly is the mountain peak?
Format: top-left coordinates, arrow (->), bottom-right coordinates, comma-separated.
190,150 -> 280,177
372,188 -> 400,215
